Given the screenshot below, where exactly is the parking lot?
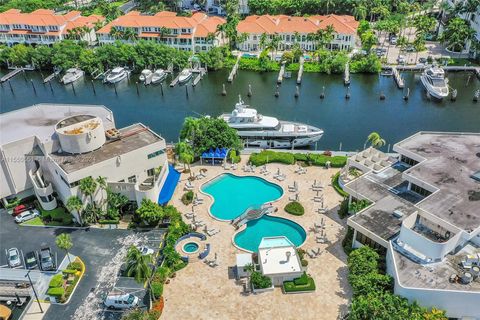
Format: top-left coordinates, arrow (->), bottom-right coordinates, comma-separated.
0,209 -> 164,320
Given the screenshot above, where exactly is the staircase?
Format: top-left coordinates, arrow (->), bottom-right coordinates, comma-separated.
231,204 -> 274,229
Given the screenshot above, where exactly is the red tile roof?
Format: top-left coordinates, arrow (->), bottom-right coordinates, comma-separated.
237,14 -> 358,35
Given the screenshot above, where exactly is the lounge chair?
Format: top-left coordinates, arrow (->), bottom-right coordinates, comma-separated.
316,236 -> 327,244
317,207 -> 328,214
184,181 -> 194,191
184,212 -> 195,219
313,248 -> 322,256
207,228 -> 220,236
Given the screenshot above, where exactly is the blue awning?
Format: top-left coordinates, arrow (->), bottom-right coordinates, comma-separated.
158,164 -> 181,205
201,147 -> 229,159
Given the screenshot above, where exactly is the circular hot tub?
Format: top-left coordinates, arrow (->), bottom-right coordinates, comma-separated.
183,242 -> 200,254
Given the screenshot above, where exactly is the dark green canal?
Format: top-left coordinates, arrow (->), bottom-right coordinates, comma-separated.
1,69 -> 479,150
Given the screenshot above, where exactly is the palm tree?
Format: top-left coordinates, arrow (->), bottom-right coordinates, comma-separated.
366,132 -> 386,148
267,34 -> 281,61
461,0 -> 480,22
66,196 -> 83,225
123,28 -> 138,42
439,17 -> 476,54
159,26 -> 170,43
125,246 -> 152,283
109,26 -> 123,40
56,233 -> 73,265
79,176 -> 98,210
324,0 -> 335,15
206,32 -> 216,45
259,33 -> 268,50
353,4 -> 367,21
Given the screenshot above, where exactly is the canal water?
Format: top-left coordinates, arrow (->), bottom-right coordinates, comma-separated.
1,69 -> 479,151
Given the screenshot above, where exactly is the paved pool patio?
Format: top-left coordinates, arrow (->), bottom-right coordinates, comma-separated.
162,157 -> 352,320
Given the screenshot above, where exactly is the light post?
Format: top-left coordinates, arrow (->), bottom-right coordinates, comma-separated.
25,270 -> 43,313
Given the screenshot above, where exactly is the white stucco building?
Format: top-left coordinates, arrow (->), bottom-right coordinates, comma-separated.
444,0 -> 480,57
0,104 -> 175,222
341,132 -> 480,319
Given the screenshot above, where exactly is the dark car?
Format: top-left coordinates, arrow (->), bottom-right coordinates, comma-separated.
419,57 -> 427,64
25,251 -> 38,269
39,247 -> 55,271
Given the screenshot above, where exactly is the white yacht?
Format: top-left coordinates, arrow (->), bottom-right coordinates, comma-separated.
420,66 -> 449,99
105,67 -> 128,84
61,68 -> 84,84
139,69 -> 152,82
151,69 -> 167,84
178,69 -> 192,84
220,96 -> 324,149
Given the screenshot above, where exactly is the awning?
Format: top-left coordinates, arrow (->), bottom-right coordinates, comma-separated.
158,164 -> 180,205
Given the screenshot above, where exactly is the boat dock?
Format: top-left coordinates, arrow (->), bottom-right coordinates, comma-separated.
277,62 -> 286,84
192,73 -> 201,86
392,67 -> 404,89
296,57 -> 304,84
228,55 -> 241,82
170,73 -> 180,87
43,68 -> 61,83
344,62 -> 350,85
0,68 -> 23,83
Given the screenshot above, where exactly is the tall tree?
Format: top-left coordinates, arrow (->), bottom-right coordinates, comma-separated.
439,17 -> 476,53
366,132 -> 386,148
66,196 -> 83,225
125,246 -> 153,283
56,233 -> 73,265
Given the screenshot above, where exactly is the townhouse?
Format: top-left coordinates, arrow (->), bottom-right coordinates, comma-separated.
0,9 -> 104,46
236,14 -> 359,52
96,11 -> 226,53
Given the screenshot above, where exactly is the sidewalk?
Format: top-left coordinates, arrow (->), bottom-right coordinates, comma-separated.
23,302 -> 50,320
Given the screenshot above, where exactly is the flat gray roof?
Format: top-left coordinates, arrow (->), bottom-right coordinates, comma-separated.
396,132 -> 480,231
50,124 -> 163,174
392,243 -> 480,292
0,104 -> 114,146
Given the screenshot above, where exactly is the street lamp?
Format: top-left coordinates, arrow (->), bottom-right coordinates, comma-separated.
25,270 -> 43,313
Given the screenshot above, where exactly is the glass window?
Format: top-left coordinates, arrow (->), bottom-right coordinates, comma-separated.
128,175 -> 136,183
147,149 -> 165,159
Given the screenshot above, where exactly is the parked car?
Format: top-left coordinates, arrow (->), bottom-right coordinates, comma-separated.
12,204 -> 34,216
14,209 -> 39,223
390,37 -> 397,45
24,251 -> 38,269
397,55 -> 406,64
7,248 -> 21,268
104,293 -> 139,310
406,45 -> 415,52
419,57 -> 427,64
39,247 -> 55,271
137,246 -> 154,256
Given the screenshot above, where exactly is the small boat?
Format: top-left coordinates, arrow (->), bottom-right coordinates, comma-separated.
151,69 -> 167,84
178,68 -> 192,84
139,69 -> 152,82
61,68 -> 84,84
105,67 -> 128,84
380,69 -> 394,76
420,66 -> 449,100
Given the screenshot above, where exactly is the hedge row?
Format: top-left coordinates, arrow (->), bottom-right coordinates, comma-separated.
283,272 -> 316,293
98,219 -> 119,224
47,287 -> 64,298
332,172 -> 349,198
248,151 -> 347,168
49,274 -> 63,288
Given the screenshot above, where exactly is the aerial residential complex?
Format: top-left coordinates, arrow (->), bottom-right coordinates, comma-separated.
236,14 -> 359,52
96,11 -> 226,52
0,9 -> 104,46
0,104 -> 172,223
341,132 -> 480,318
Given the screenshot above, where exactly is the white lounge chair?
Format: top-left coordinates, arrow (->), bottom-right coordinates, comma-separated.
184,181 -> 194,191
207,228 -> 220,236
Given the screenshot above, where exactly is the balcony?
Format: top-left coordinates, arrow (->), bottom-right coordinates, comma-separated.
28,168 -> 57,211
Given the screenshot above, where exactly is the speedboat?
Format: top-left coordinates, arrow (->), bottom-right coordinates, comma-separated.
106,67 -> 128,84
420,66 -> 449,99
61,68 -> 84,84
220,96 -> 324,149
139,69 -> 152,82
151,69 -> 167,84
178,68 -> 192,84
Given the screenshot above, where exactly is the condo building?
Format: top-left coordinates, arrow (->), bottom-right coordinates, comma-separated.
96,11 -> 226,53
0,9 -> 104,46
0,104 -> 178,223
236,14 -> 358,52
340,132 -> 480,319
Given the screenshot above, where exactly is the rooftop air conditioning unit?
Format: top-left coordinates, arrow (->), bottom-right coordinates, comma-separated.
393,210 -> 404,219
461,272 -> 473,284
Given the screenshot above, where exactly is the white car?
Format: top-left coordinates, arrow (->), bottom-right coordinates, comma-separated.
7,248 -> 21,268
137,246 -> 154,255
104,293 -> 139,310
397,55 -> 406,64
14,209 -> 39,223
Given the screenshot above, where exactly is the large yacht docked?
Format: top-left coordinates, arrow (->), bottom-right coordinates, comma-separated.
420,66 -> 449,99
220,96 -> 324,149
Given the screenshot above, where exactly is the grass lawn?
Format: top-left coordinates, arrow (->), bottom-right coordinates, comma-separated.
24,206 -> 73,226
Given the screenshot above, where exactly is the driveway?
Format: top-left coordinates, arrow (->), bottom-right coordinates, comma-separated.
0,209 -> 164,320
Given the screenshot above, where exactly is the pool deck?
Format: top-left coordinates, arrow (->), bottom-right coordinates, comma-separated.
163,158 -> 352,320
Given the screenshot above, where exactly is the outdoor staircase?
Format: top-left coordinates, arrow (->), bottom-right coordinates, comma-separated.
231,204 -> 275,229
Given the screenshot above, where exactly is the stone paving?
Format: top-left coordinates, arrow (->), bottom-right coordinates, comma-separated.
161,157 -> 352,320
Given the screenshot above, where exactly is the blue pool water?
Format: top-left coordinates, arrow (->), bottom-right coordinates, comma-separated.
183,242 -> 199,253
201,174 -> 283,220
234,215 -> 307,252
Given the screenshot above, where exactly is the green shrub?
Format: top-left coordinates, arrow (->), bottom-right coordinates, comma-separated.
155,266 -> 171,283
337,198 -> 349,219
151,281 -> 164,299
308,154 -> 347,167
47,287 -> 65,298
65,283 -> 75,298
292,153 -> 309,162
250,271 -> 272,289
5,197 -> 21,209
284,201 -> 305,216
67,261 -> 83,271
181,191 -> 194,205
62,269 -> 77,275
294,272 -> 309,286
283,274 -> 316,293
332,172 -> 349,198
229,150 -> 241,164
301,259 -> 308,267
249,151 -> 295,166
49,274 -> 64,288
98,219 -> 119,224
342,227 -> 354,255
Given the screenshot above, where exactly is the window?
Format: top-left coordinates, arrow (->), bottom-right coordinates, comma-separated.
355,231 -> 386,253
147,168 -> 155,176
400,155 -> 419,166
39,195 -> 54,202
410,183 -> 432,197
147,149 -> 164,159
128,175 -> 136,183
69,180 -> 80,188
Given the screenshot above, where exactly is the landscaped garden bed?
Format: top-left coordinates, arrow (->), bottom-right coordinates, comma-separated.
284,201 -> 305,216
46,258 -> 85,303
249,150 -> 347,168
283,272 -> 316,293
24,205 -> 74,227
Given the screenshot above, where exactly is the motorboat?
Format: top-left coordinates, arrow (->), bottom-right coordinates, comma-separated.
105,67 -> 128,84
139,69 -> 152,82
151,69 -> 167,84
380,69 -> 393,76
178,68 -> 192,84
220,96 -> 324,149
420,66 -> 449,99
61,68 -> 84,84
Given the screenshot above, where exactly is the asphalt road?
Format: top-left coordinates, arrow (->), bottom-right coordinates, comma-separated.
0,209 -> 164,320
